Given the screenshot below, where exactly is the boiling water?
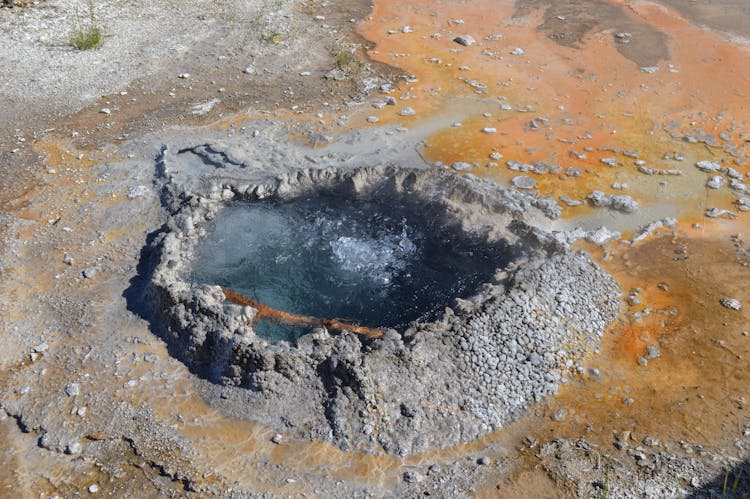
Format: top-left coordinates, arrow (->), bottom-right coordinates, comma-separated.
192,195 -> 512,342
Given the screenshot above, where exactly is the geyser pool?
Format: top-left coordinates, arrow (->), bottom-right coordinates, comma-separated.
191,193 -> 515,342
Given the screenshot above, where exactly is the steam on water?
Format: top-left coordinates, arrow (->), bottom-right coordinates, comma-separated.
192,195 -> 511,342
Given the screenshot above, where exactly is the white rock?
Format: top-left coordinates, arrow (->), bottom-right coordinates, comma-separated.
510,47 -> 525,55
481,127 -> 497,134
243,66 -> 256,74
99,108 -> 111,115
453,35 -> 476,46
706,176 -> 723,189
65,441 -> 82,455
512,175 -> 536,189
399,107 -> 416,116
64,383 -> 80,397
128,185 -> 149,199
178,73 -> 190,79
705,207 -> 736,218
696,160 -> 721,172
720,297 -> 742,311
452,162 -> 472,171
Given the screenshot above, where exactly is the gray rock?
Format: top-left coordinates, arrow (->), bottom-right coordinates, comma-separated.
398,107 -> 416,116
696,160 -> 722,172
705,207 -> 736,219
551,408 -> 566,421
453,35 -> 476,46
720,297 -> 742,311
512,175 -> 536,189
64,383 -> 80,397
403,471 -> 423,483
82,267 -> 98,279
706,176 -> 723,189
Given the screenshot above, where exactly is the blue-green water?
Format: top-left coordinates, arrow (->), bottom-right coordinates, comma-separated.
192,194 -> 513,342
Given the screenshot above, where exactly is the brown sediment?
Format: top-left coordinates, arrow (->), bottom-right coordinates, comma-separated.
221,287 -> 384,339
358,0 -> 750,221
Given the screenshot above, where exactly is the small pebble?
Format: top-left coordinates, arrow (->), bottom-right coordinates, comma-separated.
551,408 -> 566,421
721,297 -> 742,311
88,483 -> 99,494
271,433 -> 283,444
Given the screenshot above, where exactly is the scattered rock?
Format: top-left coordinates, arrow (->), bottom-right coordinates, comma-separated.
645,345 -> 661,359
64,383 -> 80,397
99,108 -> 111,115
399,107 -> 416,116
588,191 -> 639,213
243,66 -> 256,74
706,176 -> 723,189
453,35 -> 476,46
482,127 -> 497,134
705,207 -> 736,219
178,73 -> 190,79
82,267 -> 98,279
271,433 -> 283,444
65,440 -> 82,455
452,162 -> 472,171
551,408 -> 567,421
600,157 -> 618,167
88,483 -> 99,494
720,297 -> 742,311
477,456 -> 491,465
640,66 -> 659,74
403,471 -> 423,483
586,227 -> 620,246
511,175 -> 536,189
128,185 -> 149,199
696,160 -> 722,172
510,47 -> 525,55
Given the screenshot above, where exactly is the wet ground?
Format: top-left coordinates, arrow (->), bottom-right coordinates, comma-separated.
3,0 -> 750,496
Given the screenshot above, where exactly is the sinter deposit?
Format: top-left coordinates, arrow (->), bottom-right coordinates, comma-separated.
143,142 -> 620,456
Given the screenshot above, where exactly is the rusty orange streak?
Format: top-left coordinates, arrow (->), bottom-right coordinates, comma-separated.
221,287 -> 384,339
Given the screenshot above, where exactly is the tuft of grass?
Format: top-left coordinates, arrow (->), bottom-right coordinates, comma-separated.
70,25 -> 101,50
70,0 -> 101,50
330,41 -> 362,75
2,0 -> 34,7
262,30 -> 283,44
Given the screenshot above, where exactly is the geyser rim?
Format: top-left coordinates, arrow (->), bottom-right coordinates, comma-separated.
147,164 -> 555,355
137,161 -> 622,455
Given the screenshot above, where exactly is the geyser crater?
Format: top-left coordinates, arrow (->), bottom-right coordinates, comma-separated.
142,160 -> 621,456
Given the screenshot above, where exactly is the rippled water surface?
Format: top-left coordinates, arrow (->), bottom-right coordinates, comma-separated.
192,194 -> 513,342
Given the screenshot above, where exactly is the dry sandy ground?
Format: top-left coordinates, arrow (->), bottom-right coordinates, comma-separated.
3,0 -> 750,496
